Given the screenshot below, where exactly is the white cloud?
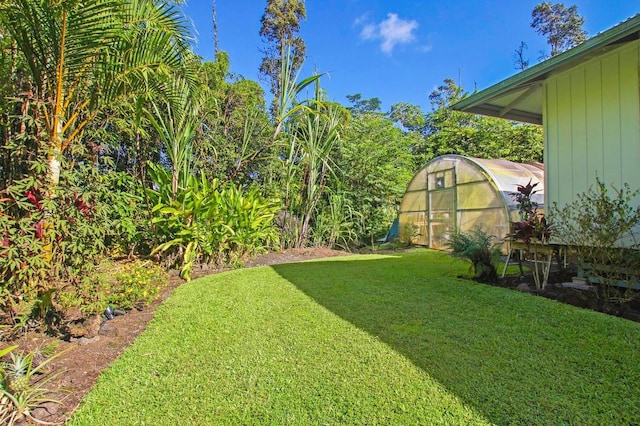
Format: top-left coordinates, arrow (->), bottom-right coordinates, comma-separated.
360,23 -> 377,40
353,14 -> 368,27
358,13 -> 419,54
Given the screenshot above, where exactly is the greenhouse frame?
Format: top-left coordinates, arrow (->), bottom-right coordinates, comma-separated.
398,154 -> 544,249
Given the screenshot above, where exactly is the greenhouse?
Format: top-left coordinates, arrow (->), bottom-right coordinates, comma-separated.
398,154 -> 544,249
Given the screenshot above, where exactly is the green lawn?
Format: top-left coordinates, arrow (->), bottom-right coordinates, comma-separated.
69,249 -> 640,425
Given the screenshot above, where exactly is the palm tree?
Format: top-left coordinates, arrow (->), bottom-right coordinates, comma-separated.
0,0 -> 195,187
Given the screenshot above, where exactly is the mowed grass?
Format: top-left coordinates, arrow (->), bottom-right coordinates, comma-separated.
69,250 -> 640,425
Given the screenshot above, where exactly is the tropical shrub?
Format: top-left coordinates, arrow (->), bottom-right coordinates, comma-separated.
57,259 -> 168,317
111,261 -> 167,310
509,180 -> 551,244
447,228 -> 501,282
550,178 -> 640,301
336,110 -> 414,247
0,174 -> 50,326
311,191 -> 358,249
148,163 -> 279,280
0,163 -> 148,329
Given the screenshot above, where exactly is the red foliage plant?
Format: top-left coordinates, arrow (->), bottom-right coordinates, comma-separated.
510,179 -> 551,245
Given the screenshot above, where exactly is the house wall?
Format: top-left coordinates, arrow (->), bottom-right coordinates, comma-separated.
543,40 -> 640,210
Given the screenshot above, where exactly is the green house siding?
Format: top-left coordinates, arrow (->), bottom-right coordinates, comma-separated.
543,40 -> 640,210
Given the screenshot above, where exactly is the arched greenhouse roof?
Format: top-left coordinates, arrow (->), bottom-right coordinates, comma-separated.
467,156 -> 544,210
398,154 -> 544,248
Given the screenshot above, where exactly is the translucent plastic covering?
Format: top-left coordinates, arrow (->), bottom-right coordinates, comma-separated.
398,155 -> 544,249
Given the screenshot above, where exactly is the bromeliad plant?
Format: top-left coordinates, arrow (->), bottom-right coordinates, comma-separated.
148,163 -> 279,280
1,344 -> 69,426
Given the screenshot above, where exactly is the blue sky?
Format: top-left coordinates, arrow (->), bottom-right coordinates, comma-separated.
181,1 -> 639,113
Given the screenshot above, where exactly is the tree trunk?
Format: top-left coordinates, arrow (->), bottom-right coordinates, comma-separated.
48,122 -> 63,187
48,11 -> 68,187
172,168 -> 178,198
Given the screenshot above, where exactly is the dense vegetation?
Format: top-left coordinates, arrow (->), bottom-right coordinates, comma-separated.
0,0 -> 543,336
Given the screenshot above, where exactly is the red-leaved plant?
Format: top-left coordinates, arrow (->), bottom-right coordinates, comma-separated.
510,180 -> 551,245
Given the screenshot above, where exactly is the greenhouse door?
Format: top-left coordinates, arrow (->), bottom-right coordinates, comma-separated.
427,167 -> 456,249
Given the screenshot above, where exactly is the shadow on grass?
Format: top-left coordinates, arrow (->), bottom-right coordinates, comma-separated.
272,250 -> 640,425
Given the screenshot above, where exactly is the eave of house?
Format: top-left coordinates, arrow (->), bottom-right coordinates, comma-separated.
451,14 -> 640,125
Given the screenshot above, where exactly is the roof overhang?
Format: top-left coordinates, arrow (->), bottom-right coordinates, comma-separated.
451,14 -> 640,125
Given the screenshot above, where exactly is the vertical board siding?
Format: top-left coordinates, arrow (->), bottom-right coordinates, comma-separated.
570,68 -> 588,198
544,80 -> 559,209
585,60 -> 604,187
544,41 -> 640,209
619,44 -> 640,188
601,53 -> 622,184
556,73 -> 574,206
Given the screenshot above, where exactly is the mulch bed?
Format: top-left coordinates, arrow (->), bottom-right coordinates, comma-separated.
492,262 -> 640,323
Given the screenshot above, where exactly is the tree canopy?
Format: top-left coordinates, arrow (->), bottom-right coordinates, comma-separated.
259,0 -> 306,111
531,2 -> 587,57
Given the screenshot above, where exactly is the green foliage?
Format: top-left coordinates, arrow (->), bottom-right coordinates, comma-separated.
148,163 -> 279,280
0,163 -> 148,326
388,102 -> 426,131
196,60 -> 273,185
345,93 -> 382,114
53,165 -> 149,263
1,344 -> 69,425
0,0 -> 200,327
531,2 -> 587,57
58,259 -> 167,316
0,36 -> 40,186
259,0 -> 307,106
447,228 -> 501,282
411,79 -> 543,167
287,92 -> 344,248
269,48 -> 342,249
335,111 -> 414,246
0,0 -> 196,185
111,261 -> 167,310
550,178 -> 640,301
146,71 -> 205,197
311,191 -> 358,249
0,176 -> 49,320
